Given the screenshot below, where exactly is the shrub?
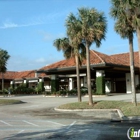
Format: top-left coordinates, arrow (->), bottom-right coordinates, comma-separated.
13,84 -> 35,94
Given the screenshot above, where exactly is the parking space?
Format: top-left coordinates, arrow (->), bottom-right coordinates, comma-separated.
0,119 -> 77,139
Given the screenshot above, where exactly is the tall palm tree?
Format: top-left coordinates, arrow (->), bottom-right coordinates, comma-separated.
110,0 -> 137,106
53,37 -> 85,102
110,0 -> 140,77
0,48 -> 10,91
66,8 -> 107,105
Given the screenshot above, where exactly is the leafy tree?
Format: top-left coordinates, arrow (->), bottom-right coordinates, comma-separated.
0,49 -> 10,91
53,37 -> 85,102
110,0 -> 137,106
66,8 -> 107,105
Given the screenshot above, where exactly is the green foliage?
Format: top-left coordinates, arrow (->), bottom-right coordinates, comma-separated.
35,82 -> 45,94
10,84 -> 14,89
2,88 -> 8,94
96,76 -> 105,95
13,84 -> 35,94
0,48 -> 10,73
51,79 -> 59,92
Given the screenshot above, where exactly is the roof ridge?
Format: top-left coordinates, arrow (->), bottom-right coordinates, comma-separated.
91,50 -> 105,63
110,51 -> 138,56
17,70 -> 34,72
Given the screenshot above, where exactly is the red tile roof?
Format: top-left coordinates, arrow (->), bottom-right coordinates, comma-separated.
0,71 -> 16,79
110,52 -> 139,67
1,50 -> 139,80
40,50 -> 137,71
13,70 -> 35,79
0,70 -> 47,80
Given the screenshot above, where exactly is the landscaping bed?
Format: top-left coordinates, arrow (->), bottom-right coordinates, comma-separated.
0,99 -> 24,105
58,101 -> 140,116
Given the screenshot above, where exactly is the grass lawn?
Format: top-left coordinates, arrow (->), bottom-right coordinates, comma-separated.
0,99 -> 24,105
58,101 -> 140,116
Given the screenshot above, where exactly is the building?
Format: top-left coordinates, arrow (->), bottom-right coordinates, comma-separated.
38,50 -> 140,94
0,70 -> 48,91
0,50 -> 139,94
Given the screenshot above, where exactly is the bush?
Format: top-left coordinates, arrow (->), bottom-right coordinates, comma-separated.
36,82 -> 45,94
13,84 -> 35,94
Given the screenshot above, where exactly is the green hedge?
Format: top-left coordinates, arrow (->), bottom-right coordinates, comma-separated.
51,79 -> 59,92
96,76 -> 105,95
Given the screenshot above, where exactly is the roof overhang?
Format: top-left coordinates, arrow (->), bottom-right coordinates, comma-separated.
37,62 -> 139,75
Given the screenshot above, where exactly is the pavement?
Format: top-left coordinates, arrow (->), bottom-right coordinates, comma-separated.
2,93 -> 140,121
0,93 -> 140,139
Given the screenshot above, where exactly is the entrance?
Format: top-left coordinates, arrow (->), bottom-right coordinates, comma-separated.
116,81 -> 126,93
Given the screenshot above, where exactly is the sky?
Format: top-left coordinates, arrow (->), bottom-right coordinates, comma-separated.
0,0 -> 139,71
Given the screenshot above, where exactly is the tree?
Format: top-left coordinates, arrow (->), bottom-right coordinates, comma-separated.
110,0 -> 137,106
66,8 -> 107,105
0,48 -> 10,91
110,0 -> 140,77
53,37 -> 85,102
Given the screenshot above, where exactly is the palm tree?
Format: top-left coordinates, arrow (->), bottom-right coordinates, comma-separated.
66,8 -> 107,105
53,37 -> 85,102
0,48 -> 10,91
110,0 -> 137,106
110,0 -> 140,77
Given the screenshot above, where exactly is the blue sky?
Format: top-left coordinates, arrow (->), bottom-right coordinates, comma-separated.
0,0 -> 138,71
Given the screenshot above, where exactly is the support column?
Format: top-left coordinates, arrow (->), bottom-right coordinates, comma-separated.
126,73 -> 131,94
126,73 -> 139,93
96,70 -> 105,94
10,81 -> 14,89
69,78 -> 74,90
38,78 -> 44,92
51,75 -> 59,92
81,78 -> 84,87
135,75 -> 139,87
23,79 -> 28,87
83,76 -> 87,87
105,80 -> 111,93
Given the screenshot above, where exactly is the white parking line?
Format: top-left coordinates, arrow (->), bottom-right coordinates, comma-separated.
0,120 -> 12,126
22,120 -> 39,127
67,121 -> 76,129
18,130 -> 24,134
47,121 -> 66,126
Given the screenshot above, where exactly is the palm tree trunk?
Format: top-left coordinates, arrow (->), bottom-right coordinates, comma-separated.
86,43 -> 93,105
129,35 -> 137,106
136,28 -> 140,81
75,55 -> 81,102
1,72 -> 4,91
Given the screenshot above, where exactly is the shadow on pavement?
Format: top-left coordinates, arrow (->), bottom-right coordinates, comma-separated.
4,121 -> 140,140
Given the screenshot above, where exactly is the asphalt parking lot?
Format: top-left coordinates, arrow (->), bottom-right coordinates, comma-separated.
0,94 -> 140,140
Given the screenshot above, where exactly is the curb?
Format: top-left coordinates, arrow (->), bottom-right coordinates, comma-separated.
44,95 -> 107,98
54,108 -> 140,122
116,109 -> 140,121
54,108 -> 116,112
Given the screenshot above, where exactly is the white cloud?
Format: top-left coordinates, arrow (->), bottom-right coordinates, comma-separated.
2,22 -> 18,28
35,58 -> 46,63
0,11 -> 66,29
0,21 -> 46,29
